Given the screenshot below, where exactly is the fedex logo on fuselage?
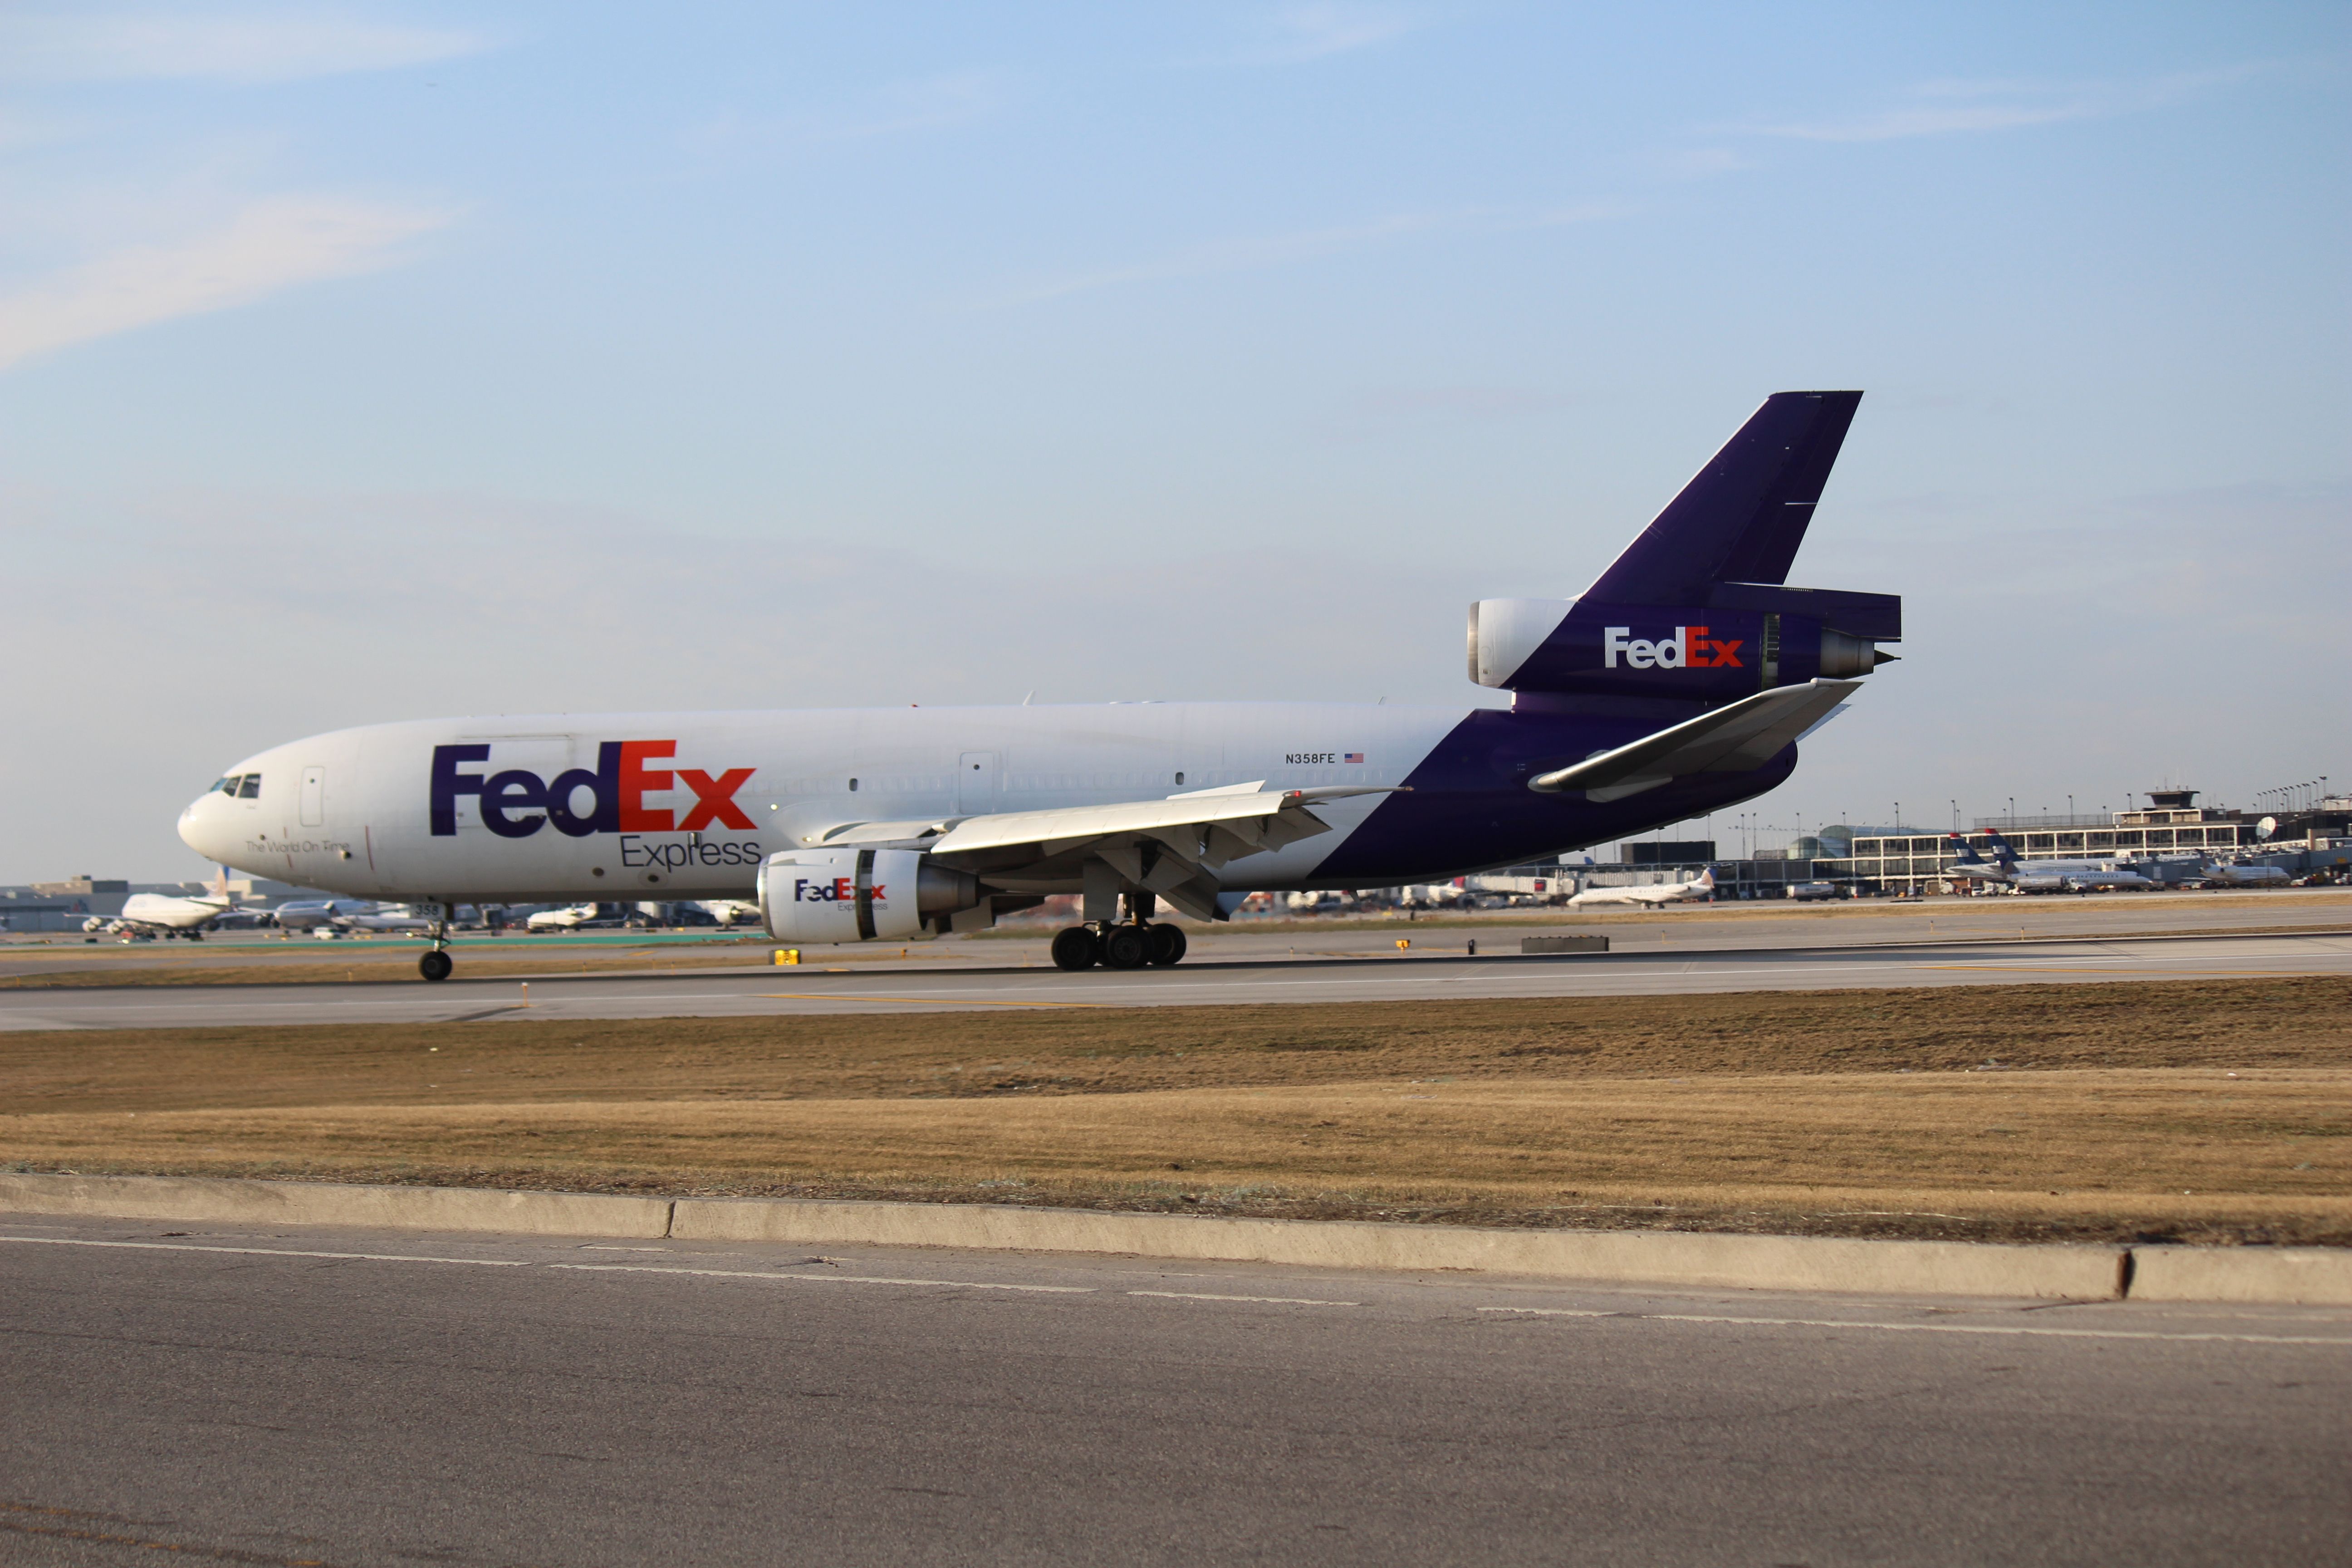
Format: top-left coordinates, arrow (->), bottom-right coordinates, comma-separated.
791,877 -> 886,904
431,741 -> 755,839
1602,626 -> 1744,671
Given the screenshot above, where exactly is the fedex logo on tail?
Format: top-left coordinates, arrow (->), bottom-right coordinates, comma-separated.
1603,626 -> 1744,670
431,742 -> 755,840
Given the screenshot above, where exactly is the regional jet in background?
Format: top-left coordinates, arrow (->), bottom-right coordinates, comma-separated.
1944,835 -> 2016,886
271,898 -> 379,932
1983,831 -> 2157,893
2198,858 -> 2292,887
1565,866 -> 1720,908
178,391 -> 1901,980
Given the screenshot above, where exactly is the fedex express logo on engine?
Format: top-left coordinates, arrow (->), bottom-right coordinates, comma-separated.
1603,626 -> 1744,671
790,877 -> 886,904
431,742 -> 754,840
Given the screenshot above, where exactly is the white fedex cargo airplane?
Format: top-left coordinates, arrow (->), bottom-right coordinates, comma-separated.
179,392 -> 1901,981
1565,867 -> 1719,908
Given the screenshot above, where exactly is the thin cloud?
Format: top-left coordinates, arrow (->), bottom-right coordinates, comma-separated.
1239,3 -> 1425,63
0,196 -> 454,370
0,7 -> 490,83
993,202 -> 1616,306
1738,66 -> 2262,143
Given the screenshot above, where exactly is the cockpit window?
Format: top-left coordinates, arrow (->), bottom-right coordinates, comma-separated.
236,775 -> 262,799
210,777 -> 235,794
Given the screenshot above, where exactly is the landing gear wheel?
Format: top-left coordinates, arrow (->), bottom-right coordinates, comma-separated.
419,949 -> 454,982
1145,923 -> 1187,967
1100,924 -> 1151,970
1050,926 -> 1100,971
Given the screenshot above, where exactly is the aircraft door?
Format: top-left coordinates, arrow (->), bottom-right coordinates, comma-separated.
299,766 -> 326,827
956,751 -> 997,815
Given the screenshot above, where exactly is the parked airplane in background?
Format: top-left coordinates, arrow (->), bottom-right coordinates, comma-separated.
1982,831 -> 2157,893
83,890 -> 234,939
84,868 -> 243,939
271,898 -> 378,932
178,391 -> 1901,980
1945,835 -> 2017,886
343,905 -> 441,933
2198,858 -> 2292,887
1567,867 -> 1719,908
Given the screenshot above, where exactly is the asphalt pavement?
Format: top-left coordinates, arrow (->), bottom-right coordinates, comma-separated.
0,1216 -> 2344,1566
2,927 -> 2346,1029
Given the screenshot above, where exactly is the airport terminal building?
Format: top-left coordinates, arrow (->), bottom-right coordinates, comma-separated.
1586,790 -> 2348,899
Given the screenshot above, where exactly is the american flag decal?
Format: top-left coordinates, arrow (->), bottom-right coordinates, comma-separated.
1342,752 -> 1364,764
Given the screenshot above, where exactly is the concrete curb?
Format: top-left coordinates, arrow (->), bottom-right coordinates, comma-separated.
8,1175 -> 2342,1304
0,1173 -> 670,1239
0,1172 -> 2139,1299
668,1196 -> 2123,1299
2127,1245 -> 2352,1306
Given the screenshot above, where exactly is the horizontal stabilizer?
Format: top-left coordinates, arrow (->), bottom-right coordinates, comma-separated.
1528,679 -> 1860,802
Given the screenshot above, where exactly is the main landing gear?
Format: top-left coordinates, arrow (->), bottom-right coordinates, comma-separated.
1051,920 -> 1187,972
418,901 -> 456,982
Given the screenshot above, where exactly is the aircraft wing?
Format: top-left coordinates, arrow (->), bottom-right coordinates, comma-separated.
827,782 -> 1403,922
1528,679 -> 1861,802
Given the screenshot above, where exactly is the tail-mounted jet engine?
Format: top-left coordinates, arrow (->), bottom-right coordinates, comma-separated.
759,848 -> 980,943
1467,590 -> 1899,698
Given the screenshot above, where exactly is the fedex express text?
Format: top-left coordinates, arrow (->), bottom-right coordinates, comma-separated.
431,742 -> 762,865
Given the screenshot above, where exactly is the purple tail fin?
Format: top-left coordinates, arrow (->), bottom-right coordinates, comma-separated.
1583,391 -> 1863,605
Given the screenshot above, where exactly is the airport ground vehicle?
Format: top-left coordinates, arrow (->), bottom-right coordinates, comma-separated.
179,392 -> 1901,980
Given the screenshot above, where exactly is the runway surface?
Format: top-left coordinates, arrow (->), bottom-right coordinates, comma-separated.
4,928 -> 2346,1029
9,887 -> 2349,976
1,1216 -> 2344,1566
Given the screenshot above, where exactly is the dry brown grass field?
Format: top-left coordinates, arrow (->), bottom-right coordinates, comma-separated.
5,978 -> 2346,1245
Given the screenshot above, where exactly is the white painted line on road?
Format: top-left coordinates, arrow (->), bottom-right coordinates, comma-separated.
549,1262 -> 1094,1292
1129,1290 -> 1359,1306
1476,1306 -> 2352,1345
0,1235 -> 526,1266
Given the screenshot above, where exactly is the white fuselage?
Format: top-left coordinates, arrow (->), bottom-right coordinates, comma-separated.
2201,862 -> 2291,887
2009,861 -> 2154,892
105,893 -> 231,932
1566,875 -> 1715,908
180,702 -> 1509,906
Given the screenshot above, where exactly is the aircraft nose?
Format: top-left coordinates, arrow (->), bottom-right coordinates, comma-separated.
178,791 -> 227,859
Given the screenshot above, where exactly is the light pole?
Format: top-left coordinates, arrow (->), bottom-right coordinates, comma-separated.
2008,796 -> 2015,826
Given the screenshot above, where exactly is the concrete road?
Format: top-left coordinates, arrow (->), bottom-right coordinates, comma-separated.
1,1217 -> 2345,1567
4,928 -> 2346,1029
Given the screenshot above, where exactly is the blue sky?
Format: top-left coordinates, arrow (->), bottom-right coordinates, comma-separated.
1,3 -> 2346,877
